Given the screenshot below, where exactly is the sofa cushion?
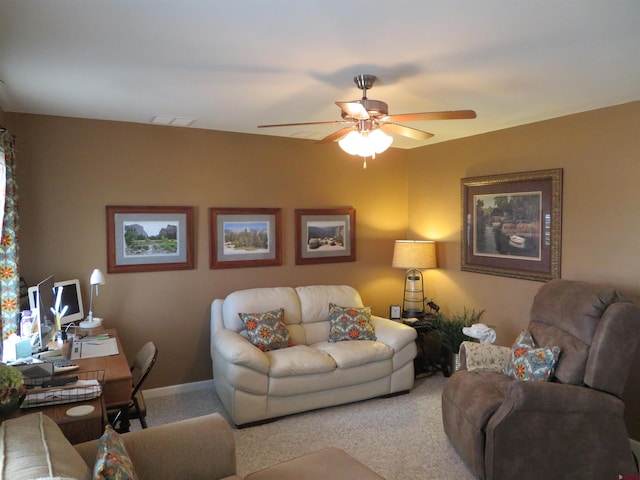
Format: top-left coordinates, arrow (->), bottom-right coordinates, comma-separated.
328,304 -> 376,342
93,425 -> 138,480
222,287 -> 301,332
239,308 -> 294,352
0,412 -> 92,480
266,345 -> 336,377
296,285 -> 363,325
313,340 -> 393,369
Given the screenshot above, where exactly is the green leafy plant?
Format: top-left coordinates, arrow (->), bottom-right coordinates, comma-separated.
0,364 -> 25,405
432,308 -> 485,353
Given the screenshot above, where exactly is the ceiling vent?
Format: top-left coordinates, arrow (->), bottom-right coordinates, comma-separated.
150,115 -> 195,127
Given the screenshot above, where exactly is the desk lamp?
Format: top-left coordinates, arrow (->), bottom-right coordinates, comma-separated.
392,240 -> 437,319
79,268 -> 105,329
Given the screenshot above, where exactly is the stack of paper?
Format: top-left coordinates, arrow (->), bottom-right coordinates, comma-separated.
21,379 -> 102,408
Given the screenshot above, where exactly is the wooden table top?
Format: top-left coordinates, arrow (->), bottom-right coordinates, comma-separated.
63,328 -> 133,408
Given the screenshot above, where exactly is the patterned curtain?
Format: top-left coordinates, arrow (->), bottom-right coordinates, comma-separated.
0,128 -> 19,346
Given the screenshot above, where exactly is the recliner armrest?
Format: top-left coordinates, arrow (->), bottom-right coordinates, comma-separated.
75,413 -> 238,480
485,380 -> 634,479
498,379 -> 625,415
212,329 -> 270,374
371,316 -> 417,352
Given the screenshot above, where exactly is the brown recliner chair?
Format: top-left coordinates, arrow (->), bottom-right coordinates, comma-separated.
442,279 -> 640,479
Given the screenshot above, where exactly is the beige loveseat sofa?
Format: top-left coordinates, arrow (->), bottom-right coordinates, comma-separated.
210,285 -> 418,426
0,411 -> 384,480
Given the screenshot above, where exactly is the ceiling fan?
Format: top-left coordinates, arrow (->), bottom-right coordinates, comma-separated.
258,74 -> 476,167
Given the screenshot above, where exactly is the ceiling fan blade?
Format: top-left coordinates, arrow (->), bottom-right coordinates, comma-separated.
258,120 -> 341,128
316,126 -> 357,144
335,101 -> 370,120
381,123 -> 434,140
385,110 -> 476,123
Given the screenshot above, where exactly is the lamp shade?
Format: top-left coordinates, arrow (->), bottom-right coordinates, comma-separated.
89,268 -> 105,286
338,129 -> 393,157
392,240 -> 437,269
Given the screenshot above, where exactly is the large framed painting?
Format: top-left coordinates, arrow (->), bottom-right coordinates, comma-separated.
106,205 -> 195,273
209,207 -> 282,269
295,207 -> 356,265
461,169 -> 563,281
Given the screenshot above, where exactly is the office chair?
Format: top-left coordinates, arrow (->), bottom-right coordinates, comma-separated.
108,341 -> 158,431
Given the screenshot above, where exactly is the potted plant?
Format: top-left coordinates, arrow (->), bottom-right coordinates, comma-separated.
0,364 -> 25,420
432,308 -> 485,376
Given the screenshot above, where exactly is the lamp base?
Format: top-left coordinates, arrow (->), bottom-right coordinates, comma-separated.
79,318 -> 103,329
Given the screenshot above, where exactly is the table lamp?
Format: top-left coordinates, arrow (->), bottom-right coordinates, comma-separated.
79,268 -> 106,329
392,240 -> 437,318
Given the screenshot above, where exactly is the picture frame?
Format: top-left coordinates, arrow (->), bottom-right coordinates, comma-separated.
106,205 -> 195,274
209,207 -> 282,269
295,207 -> 356,265
460,169 -> 562,281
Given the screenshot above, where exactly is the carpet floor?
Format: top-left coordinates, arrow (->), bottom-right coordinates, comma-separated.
135,373 -> 474,479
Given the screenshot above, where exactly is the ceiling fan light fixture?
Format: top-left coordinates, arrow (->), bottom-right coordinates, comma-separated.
338,129 -> 393,158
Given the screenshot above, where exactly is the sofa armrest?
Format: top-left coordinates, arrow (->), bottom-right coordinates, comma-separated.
459,341 -> 510,372
212,329 -> 270,374
371,316 -> 417,352
75,413 -> 238,480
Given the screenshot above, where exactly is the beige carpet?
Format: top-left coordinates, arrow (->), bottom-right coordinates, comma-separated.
138,373 -> 474,480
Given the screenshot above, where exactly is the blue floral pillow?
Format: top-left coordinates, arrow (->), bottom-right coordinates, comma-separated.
503,330 -> 561,382
328,303 -> 376,342
93,425 -> 138,480
239,308 -> 294,352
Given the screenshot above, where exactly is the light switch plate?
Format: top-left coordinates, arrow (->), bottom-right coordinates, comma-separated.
390,304 -> 401,320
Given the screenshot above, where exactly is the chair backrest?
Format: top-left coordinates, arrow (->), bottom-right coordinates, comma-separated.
130,341 -> 158,398
528,279 -> 640,396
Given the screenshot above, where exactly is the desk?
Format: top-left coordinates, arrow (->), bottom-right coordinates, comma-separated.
17,328 -> 132,443
22,397 -> 106,444
71,328 -> 132,409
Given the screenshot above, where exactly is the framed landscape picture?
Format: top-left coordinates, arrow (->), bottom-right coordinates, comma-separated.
106,205 -> 195,273
209,207 -> 282,269
295,207 -> 356,265
460,169 -> 562,281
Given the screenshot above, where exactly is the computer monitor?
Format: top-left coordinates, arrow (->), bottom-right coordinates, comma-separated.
28,278 -> 85,326
53,279 -> 84,325
33,275 -> 56,352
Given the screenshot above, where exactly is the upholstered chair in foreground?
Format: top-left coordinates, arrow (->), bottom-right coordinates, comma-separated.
442,279 -> 640,480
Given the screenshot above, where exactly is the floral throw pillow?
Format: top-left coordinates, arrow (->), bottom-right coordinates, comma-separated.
239,308 -> 294,352
328,303 -> 377,342
93,425 -> 138,480
461,341 -> 510,372
503,330 -> 561,382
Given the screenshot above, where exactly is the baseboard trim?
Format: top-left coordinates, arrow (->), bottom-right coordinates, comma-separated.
142,379 -> 214,399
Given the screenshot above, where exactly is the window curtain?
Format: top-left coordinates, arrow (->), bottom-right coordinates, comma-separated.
0,128 -> 19,347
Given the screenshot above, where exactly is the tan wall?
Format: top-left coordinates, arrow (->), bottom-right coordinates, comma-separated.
9,101 -> 640,437
11,113 -> 409,388
406,100 -> 640,438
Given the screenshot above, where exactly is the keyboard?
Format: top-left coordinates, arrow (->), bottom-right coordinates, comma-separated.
45,357 -> 79,374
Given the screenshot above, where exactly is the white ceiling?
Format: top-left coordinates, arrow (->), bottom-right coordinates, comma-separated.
1,1 -> 639,149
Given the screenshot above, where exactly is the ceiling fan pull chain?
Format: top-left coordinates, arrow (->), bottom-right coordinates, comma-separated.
363,152 -> 376,169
